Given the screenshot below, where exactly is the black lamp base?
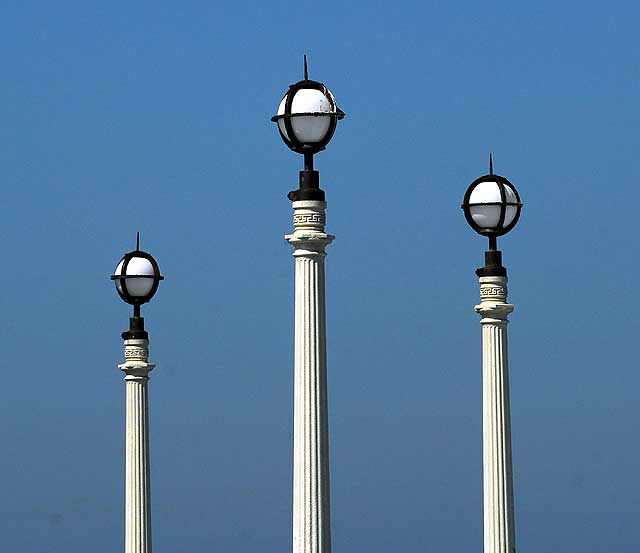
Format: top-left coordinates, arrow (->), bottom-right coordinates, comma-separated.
122,316 -> 149,340
288,169 -> 325,201
476,250 -> 507,277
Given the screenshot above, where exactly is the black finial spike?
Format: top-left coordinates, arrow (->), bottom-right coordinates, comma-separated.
489,153 -> 494,175
303,54 -> 308,80
136,232 -> 140,251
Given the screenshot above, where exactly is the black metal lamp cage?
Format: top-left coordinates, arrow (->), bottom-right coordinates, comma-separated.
271,57 -> 345,154
111,249 -> 164,306
462,173 -> 523,238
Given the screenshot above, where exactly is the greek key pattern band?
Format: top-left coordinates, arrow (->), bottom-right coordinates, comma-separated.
293,213 -> 326,225
480,286 -> 507,298
125,346 -> 149,361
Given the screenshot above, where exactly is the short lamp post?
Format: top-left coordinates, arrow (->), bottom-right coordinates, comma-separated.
272,56 -> 344,553
111,235 -> 164,553
462,157 -> 522,553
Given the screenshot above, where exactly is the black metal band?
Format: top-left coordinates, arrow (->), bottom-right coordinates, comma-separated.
121,253 -> 132,300
271,112 -> 341,122
497,180 -> 507,229
111,275 -> 165,280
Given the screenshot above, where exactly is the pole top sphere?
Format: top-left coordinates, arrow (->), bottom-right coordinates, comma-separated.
461,155 -> 523,237
271,55 -> 345,154
110,233 -> 164,306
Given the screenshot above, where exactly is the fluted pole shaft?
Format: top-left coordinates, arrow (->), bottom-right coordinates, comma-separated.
475,275 -> 516,553
119,338 -> 155,553
285,200 -> 334,553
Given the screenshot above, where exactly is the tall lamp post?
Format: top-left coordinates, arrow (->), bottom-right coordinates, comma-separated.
272,56 -> 345,553
462,157 -> 523,553
111,235 -> 164,553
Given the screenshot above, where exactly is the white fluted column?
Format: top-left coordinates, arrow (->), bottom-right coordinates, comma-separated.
285,200 -> 334,553
119,338 -> 155,553
475,275 -> 516,553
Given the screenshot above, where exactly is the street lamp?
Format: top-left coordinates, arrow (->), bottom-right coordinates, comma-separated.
272,54 -> 345,201
111,233 -> 164,553
462,154 -> 522,259
461,156 -> 522,553
273,56 -> 344,553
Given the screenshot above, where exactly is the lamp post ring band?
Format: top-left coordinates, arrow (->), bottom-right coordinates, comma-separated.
271,112 -> 345,122
111,275 -> 165,281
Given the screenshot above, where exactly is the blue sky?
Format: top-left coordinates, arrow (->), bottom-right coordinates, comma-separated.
0,1 -> 638,552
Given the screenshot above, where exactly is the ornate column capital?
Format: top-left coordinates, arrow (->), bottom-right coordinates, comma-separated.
119,338 -> 155,378
475,275 -> 514,322
285,200 -> 334,256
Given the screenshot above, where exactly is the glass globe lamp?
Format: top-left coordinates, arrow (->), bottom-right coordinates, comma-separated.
111,249 -> 163,306
462,174 -> 522,237
271,59 -> 344,154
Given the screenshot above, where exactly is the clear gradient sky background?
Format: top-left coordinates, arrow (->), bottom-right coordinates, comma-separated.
0,1 -> 638,552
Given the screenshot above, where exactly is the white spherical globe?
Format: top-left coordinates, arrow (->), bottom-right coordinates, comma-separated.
114,256 -> 155,298
469,181 -> 518,229
277,88 -> 334,143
